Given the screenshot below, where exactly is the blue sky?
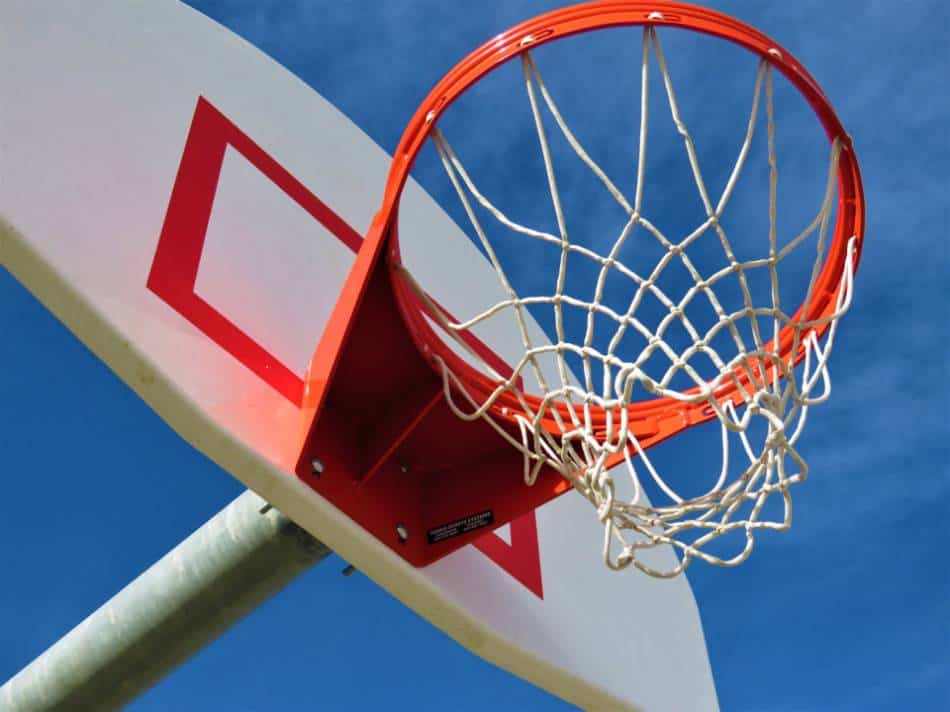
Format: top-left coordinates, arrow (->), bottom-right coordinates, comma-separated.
2,1 -> 948,710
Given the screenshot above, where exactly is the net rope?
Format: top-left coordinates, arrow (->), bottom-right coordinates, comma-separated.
398,27 -> 857,577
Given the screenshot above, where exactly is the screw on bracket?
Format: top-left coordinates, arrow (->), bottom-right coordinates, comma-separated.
311,457 -> 325,477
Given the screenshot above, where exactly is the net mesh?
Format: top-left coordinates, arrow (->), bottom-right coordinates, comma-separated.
397,27 -> 857,577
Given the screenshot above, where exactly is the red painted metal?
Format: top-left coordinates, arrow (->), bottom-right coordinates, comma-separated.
295,1 -> 865,567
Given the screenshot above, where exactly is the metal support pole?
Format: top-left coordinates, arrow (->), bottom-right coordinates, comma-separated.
1,490 -> 332,712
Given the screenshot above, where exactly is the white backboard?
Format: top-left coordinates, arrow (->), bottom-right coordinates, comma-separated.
0,2 -> 716,709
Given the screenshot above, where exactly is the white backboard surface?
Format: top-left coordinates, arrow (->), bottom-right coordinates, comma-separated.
0,2 -> 716,709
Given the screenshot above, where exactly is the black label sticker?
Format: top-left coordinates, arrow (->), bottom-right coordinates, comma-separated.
427,510 -> 495,544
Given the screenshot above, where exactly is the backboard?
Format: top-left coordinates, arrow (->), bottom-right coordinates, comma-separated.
0,2 -> 716,709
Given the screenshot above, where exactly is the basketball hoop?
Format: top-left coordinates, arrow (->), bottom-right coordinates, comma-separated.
296,1 -> 864,577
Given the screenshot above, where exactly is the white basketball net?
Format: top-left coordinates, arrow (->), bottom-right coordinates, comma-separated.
399,28 -> 857,577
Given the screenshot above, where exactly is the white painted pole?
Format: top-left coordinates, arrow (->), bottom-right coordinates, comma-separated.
0,490 -> 332,711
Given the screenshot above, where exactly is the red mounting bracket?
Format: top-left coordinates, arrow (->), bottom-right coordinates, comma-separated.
294,217 -> 570,566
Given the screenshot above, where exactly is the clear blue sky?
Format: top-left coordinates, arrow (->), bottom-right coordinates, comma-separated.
2,1 -> 948,710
